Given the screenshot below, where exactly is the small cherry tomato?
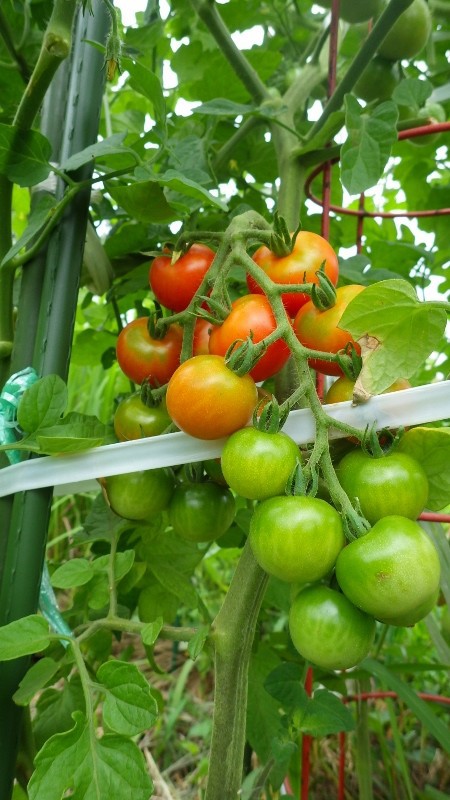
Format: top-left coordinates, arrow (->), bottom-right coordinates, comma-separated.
289,584 -> 376,671
113,392 -> 172,441
248,231 -> 339,317
149,243 -> 215,312
192,317 -> 212,356
325,376 -> 411,404
116,317 -> 183,386
208,294 -> 290,382
103,468 -> 175,520
168,481 -> 236,542
335,516 -> 441,626
249,495 -> 345,584
336,448 -> 429,525
221,427 -> 299,500
166,355 -> 258,440
293,284 -> 364,376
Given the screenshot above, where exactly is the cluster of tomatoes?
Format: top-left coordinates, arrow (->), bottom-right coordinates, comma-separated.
104,232 -> 440,672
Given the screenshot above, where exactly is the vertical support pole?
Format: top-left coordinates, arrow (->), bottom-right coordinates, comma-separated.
0,4 -> 109,798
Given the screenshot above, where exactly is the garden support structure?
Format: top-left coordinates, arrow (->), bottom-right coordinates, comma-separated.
0,3 -> 109,797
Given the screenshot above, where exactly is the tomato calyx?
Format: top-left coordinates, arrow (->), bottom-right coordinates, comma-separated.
267,213 -> 301,258
310,264 -> 338,310
335,342 -> 363,382
183,461 -> 206,484
252,396 -> 290,434
285,459 -> 319,499
225,332 -> 265,377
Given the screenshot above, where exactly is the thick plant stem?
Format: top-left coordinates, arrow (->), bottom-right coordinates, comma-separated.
205,540 -> 269,800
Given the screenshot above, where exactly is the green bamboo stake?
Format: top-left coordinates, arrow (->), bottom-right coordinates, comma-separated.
0,4 -> 109,797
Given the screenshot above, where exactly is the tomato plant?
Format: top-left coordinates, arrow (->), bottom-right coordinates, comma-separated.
336,448 -> 429,524
221,427 -> 299,500
249,495 -> 345,583
335,516 -> 441,626
377,0 -> 432,60
208,294 -> 290,382
113,392 -> 172,440
116,317 -> 183,386
247,231 -> 339,317
103,468 -> 175,521
293,284 -> 364,376
149,243 -> 215,312
165,354 -> 258,440
168,480 -> 236,542
289,584 -> 376,671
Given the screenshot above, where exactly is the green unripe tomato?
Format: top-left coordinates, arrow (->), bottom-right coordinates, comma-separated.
113,392 -> 172,441
103,468 -> 175,520
377,0 -> 432,61
289,585 -> 376,671
249,495 -> 345,584
410,102 -> 447,147
325,375 -> 410,404
320,0 -> 382,23
335,516 -> 441,626
221,427 -> 300,501
354,57 -> 402,104
336,449 -> 428,525
168,481 -> 236,542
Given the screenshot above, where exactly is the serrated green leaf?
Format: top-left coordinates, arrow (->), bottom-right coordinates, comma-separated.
28,711 -> 153,800
121,57 -> 166,133
193,98 -> 255,116
0,123 -> 52,186
13,657 -> 61,706
17,375 -> 67,434
150,562 -> 197,608
97,660 -> 158,736
141,617 -> 163,646
60,133 -> 130,172
1,194 -> 56,266
361,658 -> 450,754
292,689 -> 355,737
34,676 -> 85,751
341,96 -> 398,194
393,78 -> 433,111
77,494 -> 127,545
35,412 -> 109,453
0,615 -> 51,660
264,662 -> 307,710
109,180 -> 178,224
159,168 -> 228,211
93,550 -> 135,581
51,558 -> 95,589
339,279 -> 447,396
397,428 -> 450,511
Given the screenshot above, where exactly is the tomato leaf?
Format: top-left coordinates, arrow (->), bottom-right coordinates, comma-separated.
0,123 -> 52,186
96,660 -> 158,736
292,689 -> 355,737
109,180 -> 178,224
264,662 -> 307,709
34,412 -> 110,453
141,618 -> 164,647
51,558 -> 96,589
13,658 -> 61,706
60,133 -> 131,172
27,711 -> 153,800
341,96 -> 398,195
397,427 -> 450,511
0,615 -> 51,660
17,374 -> 67,434
339,279 -> 447,398
392,78 -> 433,111
188,625 -> 210,660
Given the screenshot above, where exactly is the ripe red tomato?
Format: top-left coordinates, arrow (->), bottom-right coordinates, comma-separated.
165,354 -> 258,440
192,317 -> 212,356
335,516 -> 441,626
293,284 -> 364,376
208,294 -> 290,382
116,317 -> 183,386
247,231 -> 339,317
113,392 -> 172,441
149,243 -> 215,312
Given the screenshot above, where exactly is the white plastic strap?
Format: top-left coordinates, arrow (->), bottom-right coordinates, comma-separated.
0,382 -> 448,499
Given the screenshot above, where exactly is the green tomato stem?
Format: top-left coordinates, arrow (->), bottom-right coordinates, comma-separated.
205,539 -> 269,800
